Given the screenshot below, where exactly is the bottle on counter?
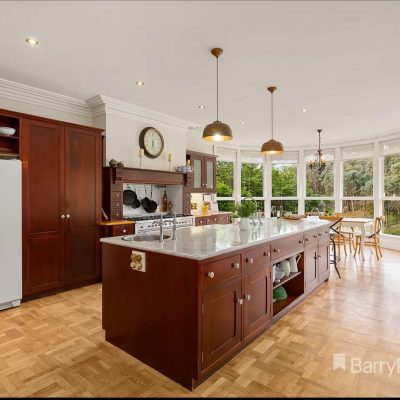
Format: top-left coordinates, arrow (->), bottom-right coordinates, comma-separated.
162,190 -> 168,212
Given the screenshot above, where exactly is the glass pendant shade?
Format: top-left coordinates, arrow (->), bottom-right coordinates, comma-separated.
261,86 -> 284,155
202,48 -> 232,142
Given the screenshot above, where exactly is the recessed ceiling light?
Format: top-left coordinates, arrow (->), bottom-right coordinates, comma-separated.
25,38 -> 39,46
240,121 -> 245,125
136,81 -> 144,86
198,105 -> 206,109
302,108 -> 307,113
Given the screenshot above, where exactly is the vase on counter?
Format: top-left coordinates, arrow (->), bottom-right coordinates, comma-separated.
239,218 -> 250,231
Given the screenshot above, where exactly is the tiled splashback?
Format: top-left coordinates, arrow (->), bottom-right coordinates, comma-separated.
123,183 -> 182,217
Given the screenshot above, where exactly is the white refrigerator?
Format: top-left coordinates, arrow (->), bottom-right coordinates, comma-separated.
0,159 -> 22,310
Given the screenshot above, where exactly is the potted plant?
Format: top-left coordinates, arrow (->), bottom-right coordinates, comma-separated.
234,201 -> 257,231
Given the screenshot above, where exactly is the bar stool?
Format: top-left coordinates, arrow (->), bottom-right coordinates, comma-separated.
319,216 -> 342,278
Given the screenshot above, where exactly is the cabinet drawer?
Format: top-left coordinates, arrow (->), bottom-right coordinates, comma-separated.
304,229 -> 319,248
111,191 -> 122,201
112,224 -> 133,236
206,216 -> 218,225
217,214 -> 230,224
202,254 -> 241,289
242,245 -> 271,271
111,209 -> 122,220
318,227 -> 330,244
195,217 -> 207,227
271,234 -> 304,261
112,201 -> 122,209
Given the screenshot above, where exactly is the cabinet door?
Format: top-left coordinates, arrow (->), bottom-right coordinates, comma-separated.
243,267 -> 271,339
21,118 -> 65,296
204,157 -> 216,192
304,248 -> 318,293
318,243 -> 330,282
64,125 -> 101,284
202,279 -> 242,370
192,154 -> 203,191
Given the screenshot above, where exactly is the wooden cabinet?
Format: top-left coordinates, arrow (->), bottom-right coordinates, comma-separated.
195,214 -> 231,227
304,247 -> 318,293
202,279 -> 242,369
318,243 -> 330,282
243,266 -> 272,339
21,117 -> 102,298
186,151 -> 216,193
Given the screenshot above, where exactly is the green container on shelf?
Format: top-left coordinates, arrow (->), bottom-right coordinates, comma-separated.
273,286 -> 288,301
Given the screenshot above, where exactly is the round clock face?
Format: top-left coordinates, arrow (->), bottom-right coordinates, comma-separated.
139,127 -> 164,159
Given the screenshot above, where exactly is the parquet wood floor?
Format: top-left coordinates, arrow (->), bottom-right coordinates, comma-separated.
1,249 -> 400,397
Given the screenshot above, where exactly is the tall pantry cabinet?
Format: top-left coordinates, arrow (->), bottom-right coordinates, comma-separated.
20,116 -> 103,299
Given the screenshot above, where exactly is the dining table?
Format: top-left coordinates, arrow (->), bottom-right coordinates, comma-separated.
341,217 -> 375,261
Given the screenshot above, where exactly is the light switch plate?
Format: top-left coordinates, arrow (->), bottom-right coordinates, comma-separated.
130,250 -> 146,272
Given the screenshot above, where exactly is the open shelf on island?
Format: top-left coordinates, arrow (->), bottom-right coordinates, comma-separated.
273,271 -> 302,289
273,295 -> 299,316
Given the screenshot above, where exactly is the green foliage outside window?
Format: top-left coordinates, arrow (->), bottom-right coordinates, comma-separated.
343,158 -> 373,197
216,161 -> 234,197
384,201 -> 400,235
384,154 -> 400,197
241,163 -> 263,197
272,164 -> 297,197
306,162 -> 334,197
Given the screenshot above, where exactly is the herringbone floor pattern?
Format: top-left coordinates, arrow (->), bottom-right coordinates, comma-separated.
1,249 -> 400,397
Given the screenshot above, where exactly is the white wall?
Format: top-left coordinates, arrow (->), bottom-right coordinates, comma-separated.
186,135 -> 215,155
105,113 -> 187,170
0,97 -> 92,126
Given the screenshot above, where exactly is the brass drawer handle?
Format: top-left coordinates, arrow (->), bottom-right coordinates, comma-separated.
263,251 -> 270,257
273,248 -> 280,254
245,294 -> 251,301
237,298 -> 244,305
231,262 -> 240,269
305,238 -> 310,242
207,271 -> 215,278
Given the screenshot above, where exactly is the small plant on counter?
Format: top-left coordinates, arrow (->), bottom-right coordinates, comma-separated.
234,200 -> 257,219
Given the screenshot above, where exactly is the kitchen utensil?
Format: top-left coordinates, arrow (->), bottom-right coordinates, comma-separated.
279,259 -> 291,276
123,185 -> 138,206
146,186 -> 158,213
0,127 -> 16,136
273,286 -> 287,301
141,187 -> 150,210
131,185 -> 141,209
274,269 -> 285,282
289,254 -> 301,273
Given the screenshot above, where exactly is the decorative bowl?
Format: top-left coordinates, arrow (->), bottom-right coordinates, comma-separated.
274,269 -> 285,282
0,127 -> 16,136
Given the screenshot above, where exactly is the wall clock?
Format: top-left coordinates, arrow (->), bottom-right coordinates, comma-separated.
139,127 -> 164,159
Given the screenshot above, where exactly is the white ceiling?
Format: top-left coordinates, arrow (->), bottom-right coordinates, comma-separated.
1,1 -> 400,146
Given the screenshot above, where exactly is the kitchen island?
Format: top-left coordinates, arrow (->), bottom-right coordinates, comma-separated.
101,218 -> 331,390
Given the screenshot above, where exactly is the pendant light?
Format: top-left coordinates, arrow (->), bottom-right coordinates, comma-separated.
309,129 -> 326,172
261,86 -> 284,155
202,48 -> 233,142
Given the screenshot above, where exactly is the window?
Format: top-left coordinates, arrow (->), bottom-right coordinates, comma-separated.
271,200 -> 298,214
271,153 -> 298,197
216,161 -> 234,197
241,151 -> 264,198
342,200 -> 374,218
383,201 -> 400,235
381,140 -> 400,235
305,200 -> 335,215
217,200 -> 235,212
305,151 -> 334,197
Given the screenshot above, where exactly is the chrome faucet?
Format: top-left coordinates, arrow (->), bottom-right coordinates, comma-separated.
159,214 -> 164,243
172,212 -> 177,240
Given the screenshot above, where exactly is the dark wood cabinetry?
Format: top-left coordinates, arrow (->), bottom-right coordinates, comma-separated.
20,115 -> 102,299
304,247 -> 318,293
186,151 -> 216,193
202,279 -> 242,370
195,214 -> 231,227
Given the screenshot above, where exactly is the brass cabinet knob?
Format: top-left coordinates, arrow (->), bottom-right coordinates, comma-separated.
305,238 -> 310,242
122,229 -> 127,233
61,215 -> 65,219
231,262 -> 240,269
273,248 -> 280,253
318,233 -> 322,237
245,294 -> 251,301
237,298 -> 244,305
247,258 -> 254,264
207,271 -> 215,278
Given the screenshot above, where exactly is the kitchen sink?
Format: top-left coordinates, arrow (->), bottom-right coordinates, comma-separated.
122,234 -> 171,242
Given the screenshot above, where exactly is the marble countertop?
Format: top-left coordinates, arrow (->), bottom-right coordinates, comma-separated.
100,218 -> 330,261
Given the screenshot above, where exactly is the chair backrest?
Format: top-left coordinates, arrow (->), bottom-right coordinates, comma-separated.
374,216 -> 385,236
320,215 -> 343,233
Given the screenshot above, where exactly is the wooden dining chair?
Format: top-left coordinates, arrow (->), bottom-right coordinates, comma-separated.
319,215 -> 342,278
354,216 -> 385,260
334,212 -> 356,255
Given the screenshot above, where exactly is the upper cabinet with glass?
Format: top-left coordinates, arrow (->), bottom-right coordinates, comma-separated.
186,151 -> 217,193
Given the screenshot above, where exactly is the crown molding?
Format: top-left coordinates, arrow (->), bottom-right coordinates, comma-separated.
0,78 -> 92,118
87,95 -> 199,131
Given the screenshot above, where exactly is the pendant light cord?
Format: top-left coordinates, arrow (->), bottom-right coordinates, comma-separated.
216,57 -> 219,121
270,91 -> 274,140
